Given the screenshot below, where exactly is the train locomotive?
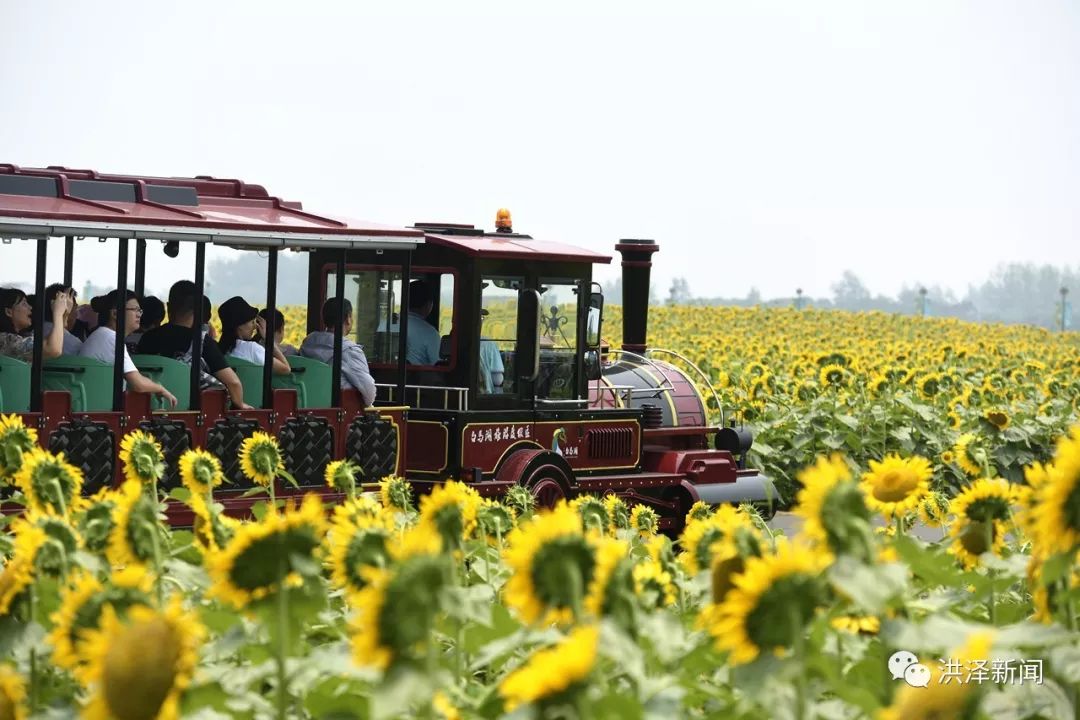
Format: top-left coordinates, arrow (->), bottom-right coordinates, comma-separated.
0,164 -> 774,530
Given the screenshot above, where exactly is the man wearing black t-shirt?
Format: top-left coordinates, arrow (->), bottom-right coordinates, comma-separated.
137,280 -> 251,409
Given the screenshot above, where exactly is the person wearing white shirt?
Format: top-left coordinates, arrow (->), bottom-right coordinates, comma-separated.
79,290 -> 177,407
217,296 -> 290,375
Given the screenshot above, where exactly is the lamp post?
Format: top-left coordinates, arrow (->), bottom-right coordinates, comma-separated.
918,287 -> 927,318
1061,287 -> 1070,332
795,288 -> 804,310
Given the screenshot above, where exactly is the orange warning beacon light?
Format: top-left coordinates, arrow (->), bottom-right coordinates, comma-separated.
495,208 -> 512,233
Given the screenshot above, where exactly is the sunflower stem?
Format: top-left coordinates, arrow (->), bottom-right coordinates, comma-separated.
29,583 -> 38,713
147,518 -> 165,608
984,521 -> 996,625
276,555 -> 290,720
790,604 -> 807,720
894,514 -> 904,539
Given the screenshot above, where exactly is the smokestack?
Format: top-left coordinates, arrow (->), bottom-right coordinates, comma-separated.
615,238 -> 659,353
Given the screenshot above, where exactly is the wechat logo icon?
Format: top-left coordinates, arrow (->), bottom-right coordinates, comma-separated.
889,650 -> 931,688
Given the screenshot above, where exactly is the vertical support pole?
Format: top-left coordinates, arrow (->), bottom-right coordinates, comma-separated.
397,252 -> 412,406
113,239 -> 129,412
134,239 -> 147,298
263,248 -> 278,409
191,242 -> 206,411
30,238 -> 48,413
63,236 -> 74,288
331,250 -> 345,407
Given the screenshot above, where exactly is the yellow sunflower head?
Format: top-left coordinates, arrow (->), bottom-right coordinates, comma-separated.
583,536 -> 634,626
504,484 -> 536,518
632,559 -> 677,608
187,492 -> 238,555
178,448 -> 223,495
918,373 -> 943,400
0,517 -> 50,617
207,493 -> 328,608
917,491 -> 951,528
328,513 -> 392,604
476,499 -> 517,542
76,488 -> 119,555
238,432 -> 281,487
947,478 -> 1016,569
678,505 -> 754,575
819,364 -> 847,388
878,632 -> 994,720
629,504 -> 659,537
701,539 -> 830,665
571,495 -> 611,535
954,433 -> 987,478
499,625 -> 599,713
794,454 -> 874,559
830,614 -> 880,635
860,454 -> 932,522
332,495 -> 385,527
324,459 -> 361,496
79,599 -> 205,720
378,475 -> 413,513
685,500 -> 713,525
0,413 -> 39,483
13,448 -> 83,517
350,546 -> 451,670
418,480 -> 481,550
0,664 -> 26,720
602,494 -> 631,531
1029,425 -> 1080,556
118,430 -> 166,489
502,503 -> 596,626
106,480 -> 163,568
982,408 -> 1011,432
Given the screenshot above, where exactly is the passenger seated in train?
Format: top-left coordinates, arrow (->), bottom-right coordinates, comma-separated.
79,290 -> 178,408
217,296 -> 290,374
257,308 -> 298,357
126,295 -> 164,353
136,280 -> 251,410
0,286 -> 73,362
299,298 -> 376,407
41,284 -> 84,355
405,280 -> 441,366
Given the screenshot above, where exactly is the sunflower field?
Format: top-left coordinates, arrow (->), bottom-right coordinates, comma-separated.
0,305 -> 1079,720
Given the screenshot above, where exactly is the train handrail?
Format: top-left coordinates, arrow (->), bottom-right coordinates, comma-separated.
375,383 -> 469,411
603,349 -> 678,393
646,347 -> 726,427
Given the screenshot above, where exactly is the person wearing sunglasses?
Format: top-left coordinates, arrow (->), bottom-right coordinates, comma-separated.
79,290 -> 177,408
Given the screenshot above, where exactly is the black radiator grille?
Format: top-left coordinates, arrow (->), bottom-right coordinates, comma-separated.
586,427 -> 634,461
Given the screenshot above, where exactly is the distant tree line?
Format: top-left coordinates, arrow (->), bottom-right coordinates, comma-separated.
601,262 -> 1080,330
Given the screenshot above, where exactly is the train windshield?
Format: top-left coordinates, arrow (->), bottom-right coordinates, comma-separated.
537,279 -> 581,400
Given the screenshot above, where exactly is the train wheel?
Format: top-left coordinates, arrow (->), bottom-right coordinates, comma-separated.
526,471 -> 568,508
495,448 -> 573,509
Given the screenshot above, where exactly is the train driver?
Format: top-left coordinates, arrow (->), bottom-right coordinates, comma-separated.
405,280 -> 441,366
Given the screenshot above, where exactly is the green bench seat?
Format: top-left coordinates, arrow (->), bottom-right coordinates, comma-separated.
0,355 -> 30,413
42,356 -> 113,412
131,354 -> 191,411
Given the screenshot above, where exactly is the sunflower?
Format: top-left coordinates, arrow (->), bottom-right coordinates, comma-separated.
432,691 -> 460,720
860,455 -> 932,522
328,513 -> 392,603
982,408 -> 1011,431
77,488 -> 119,555
14,513 -> 80,578
47,567 -> 153,676
238,432 -> 281,488
819,364 -> 847,388
917,492 -> 950,528
499,625 -> 599,713
118,430 -> 166,489
954,434 -> 986,478
582,536 -> 633,621
685,500 -> 712,525
0,521 -> 46,617
571,496 -> 610,534
178,448 -> 223,496
418,480 -> 481,549
947,478 -> 1015,569
325,459 -> 361,497
917,373 -> 943,400
79,599 -> 205,720
0,413 -> 38,482
1028,425 -> 1080,556
793,454 -> 873,558
878,632 -> 994,720
207,494 -> 327,608
107,480 -> 163,567
350,545 -> 450,670
601,495 -> 630,531
629,504 -> 659,536
378,476 -> 413,512
678,505 -> 753,575
0,664 -> 26,720
12,448 -> 83,517
830,615 -> 880,635
503,504 -> 596,626
701,539 -> 829,664
187,492 -> 238,555
332,495 -> 385,527
632,559 -> 677,607
868,374 -> 891,396
476,499 -> 516,542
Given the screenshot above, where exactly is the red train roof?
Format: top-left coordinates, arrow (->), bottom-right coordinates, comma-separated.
0,164 -> 422,250
417,225 -> 611,264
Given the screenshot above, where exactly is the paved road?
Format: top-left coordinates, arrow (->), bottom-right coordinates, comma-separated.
768,511 -> 943,543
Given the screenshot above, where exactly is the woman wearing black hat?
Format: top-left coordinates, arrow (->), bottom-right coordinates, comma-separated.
218,296 -> 290,375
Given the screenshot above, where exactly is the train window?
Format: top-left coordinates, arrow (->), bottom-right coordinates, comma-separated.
537,280 -> 581,400
479,277 -> 521,395
327,269 -> 402,365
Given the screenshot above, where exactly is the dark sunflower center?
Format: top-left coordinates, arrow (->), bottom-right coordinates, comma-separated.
745,575 -> 820,650
103,617 -> 180,720
530,537 -> 596,613
711,555 -> 745,603
966,497 -> 1010,524
959,521 -> 993,556
1063,479 -> 1080,533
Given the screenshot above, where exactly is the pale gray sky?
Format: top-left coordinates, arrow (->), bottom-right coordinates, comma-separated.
2,0 -> 1078,303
